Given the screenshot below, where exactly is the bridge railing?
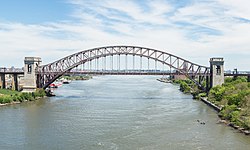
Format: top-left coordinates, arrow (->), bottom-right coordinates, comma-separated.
0,67 -> 24,73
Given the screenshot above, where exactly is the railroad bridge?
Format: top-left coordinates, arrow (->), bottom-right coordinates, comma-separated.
1,46 -> 247,92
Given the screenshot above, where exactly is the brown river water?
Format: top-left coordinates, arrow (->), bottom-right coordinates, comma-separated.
0,76 -> 250,150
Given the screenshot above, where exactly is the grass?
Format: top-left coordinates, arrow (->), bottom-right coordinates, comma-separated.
0,89 -> 46,104
0,89 -> 20,95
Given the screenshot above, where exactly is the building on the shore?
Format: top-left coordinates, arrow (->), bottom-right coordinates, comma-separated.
172,73 -> 187,80
171,62 -> 188,80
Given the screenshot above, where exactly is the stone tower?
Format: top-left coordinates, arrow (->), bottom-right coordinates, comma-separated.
22,57 -> 41,92
210,58 -> 224,88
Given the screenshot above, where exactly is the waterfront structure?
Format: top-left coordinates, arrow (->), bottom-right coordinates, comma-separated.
36,46 -> 210,91
210,58 -> 224,87
0,68 -> 23,91
1,46 -> 250,92
22,57 -> 42,92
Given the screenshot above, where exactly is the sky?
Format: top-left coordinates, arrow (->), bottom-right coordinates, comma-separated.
0,0 -> 250,70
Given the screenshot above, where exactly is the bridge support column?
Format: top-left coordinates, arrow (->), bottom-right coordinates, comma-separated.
14,74 -> 19,91
210,58 -> 224,88
0,74 -> 6,89
198,76 -> 201,85
22,57 -> 41,92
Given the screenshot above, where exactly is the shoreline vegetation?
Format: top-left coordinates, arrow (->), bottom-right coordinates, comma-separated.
61,75 -> 93,81
159,76 -> 250,135
1,75 -> 249,134
0,89 -> 46,106
0,75 -> 93,106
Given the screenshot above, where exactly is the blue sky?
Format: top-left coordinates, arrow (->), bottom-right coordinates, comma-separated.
0,0 -> 250,70
0,0 -> 72,23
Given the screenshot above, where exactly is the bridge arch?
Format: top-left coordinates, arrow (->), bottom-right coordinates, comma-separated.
37,46 -> 210,90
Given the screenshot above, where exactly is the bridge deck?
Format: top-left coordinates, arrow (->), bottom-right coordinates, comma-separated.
0,71 -> 250,76
66,71 -> 179,75
224,73 -> 250,77
0,72 -> 24,75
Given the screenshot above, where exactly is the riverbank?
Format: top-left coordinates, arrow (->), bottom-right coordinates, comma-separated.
2,76 -> 250,149
0,89 -> 46,106
61,75 -> 93,81
199,97 -> 250,135
158,77 -> 250,135
200,97 -> 222,112
156,78 -> 172,83
207,77 -> 250,135
0,101 -> 21,107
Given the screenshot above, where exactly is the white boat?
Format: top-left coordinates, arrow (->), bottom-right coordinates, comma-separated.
62,79 -> 71,84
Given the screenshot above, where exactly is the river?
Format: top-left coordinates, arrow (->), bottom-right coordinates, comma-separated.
0,76 -> 250,150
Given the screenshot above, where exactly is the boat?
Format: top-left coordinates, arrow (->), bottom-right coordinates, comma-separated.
45,89 -> 56,97
47,91 -> 56,97
49,83 -> 58,88
49,82 -> 62,88
54,82 -> 62,87
62,79 -> 71,84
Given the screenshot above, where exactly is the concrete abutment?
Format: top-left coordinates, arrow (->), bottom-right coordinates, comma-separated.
210,58 -> 224,88
22,57 -> 41,92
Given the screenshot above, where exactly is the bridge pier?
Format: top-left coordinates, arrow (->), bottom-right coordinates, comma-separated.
206,75 -> 210,92
210,58 -> 224,88
13,74 -> 19,91
22,57 -> 41,92
0,74 -> 6,89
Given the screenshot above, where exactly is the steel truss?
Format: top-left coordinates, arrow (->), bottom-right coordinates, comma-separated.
37,46 -> 210,90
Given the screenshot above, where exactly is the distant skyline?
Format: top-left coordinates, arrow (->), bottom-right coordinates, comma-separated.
0,0 -> 250,70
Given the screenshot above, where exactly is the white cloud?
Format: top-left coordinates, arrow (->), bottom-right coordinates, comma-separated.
69,0 -> 173,25
0,0 -> 250,70
218,0 -> 250,20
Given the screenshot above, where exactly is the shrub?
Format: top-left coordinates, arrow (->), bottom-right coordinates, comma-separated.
230,111 -> 240,124
0,89 -> 46,104
0,96 -> 3,103
227,94 -> 241,106
11,94 -> 19,102
0,89 -> 20,95
180,81 -> 191,93
19,93 -> 26,102
0,95 -> 12,104
32,89 -> 46,98
199,93 -> 207,97
193,92 -> 207,100
219,104 -> 237,120
17,94 -> 25,102
173,80 -> 182,84
232,77 -> 247,84
209,85 -> 226,102
225,77 -> 234,83
20,93 -> 34,101
35,89 -> 46,97
38,89 -> 46,97
4,96 -> 12,103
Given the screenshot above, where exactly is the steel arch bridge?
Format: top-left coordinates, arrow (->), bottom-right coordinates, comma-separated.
37,46 -> 210,90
